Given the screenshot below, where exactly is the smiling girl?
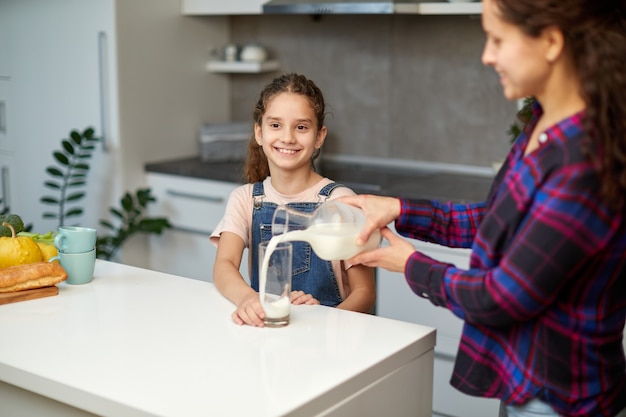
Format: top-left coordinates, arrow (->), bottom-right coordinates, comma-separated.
211,73 -> 375,327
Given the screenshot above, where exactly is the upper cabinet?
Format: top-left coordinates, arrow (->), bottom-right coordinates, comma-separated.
181,1 -> 481,16
182,0 -> 265,15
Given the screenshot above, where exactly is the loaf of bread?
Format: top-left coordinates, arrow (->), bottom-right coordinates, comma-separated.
0,262 -> 68,293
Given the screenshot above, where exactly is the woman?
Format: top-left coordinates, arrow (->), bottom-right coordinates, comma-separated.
341,0 -> 626,416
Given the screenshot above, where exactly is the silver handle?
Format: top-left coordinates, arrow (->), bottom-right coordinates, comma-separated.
1,165 -> 9,210
170,225 -> 213,237
0,101 -> 6,135
98,31 -> 110,152
434,350 -> 456,361
165,189 -> 225,203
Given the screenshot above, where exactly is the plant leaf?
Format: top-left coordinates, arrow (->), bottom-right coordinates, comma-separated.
66,192 -> 86,201
65,208 -> 83,217
99,220 -> 116,230
62,140 -> 75,155
40,196 -> 59,204
121,193 -> 134,212
110,208 -> 124,220
138,218 -> 171,233
53,151 -> 70,166
43,181 -> 61,190
46,167 -> 64,177
70,130 -> 82,145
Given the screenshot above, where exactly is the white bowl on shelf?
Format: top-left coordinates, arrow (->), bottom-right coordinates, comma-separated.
240,45 -> 268,63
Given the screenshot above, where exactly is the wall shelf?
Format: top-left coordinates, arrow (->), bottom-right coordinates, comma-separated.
206,60 -> 280,73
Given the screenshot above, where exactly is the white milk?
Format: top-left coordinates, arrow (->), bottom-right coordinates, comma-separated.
259,224 -> 381,318
281,223 -> 381,261
262,293 -> 290,318
259,236 -> 291,319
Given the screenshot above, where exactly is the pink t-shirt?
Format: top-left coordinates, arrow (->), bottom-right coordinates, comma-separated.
210,176 -> 356,299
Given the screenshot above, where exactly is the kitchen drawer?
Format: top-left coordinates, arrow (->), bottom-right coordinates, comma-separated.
147,172 -> 249,283
147,172 -> 236,234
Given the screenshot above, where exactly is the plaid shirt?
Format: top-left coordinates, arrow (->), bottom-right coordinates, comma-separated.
397,103 -> 626,417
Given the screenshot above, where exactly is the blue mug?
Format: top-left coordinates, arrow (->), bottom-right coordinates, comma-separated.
54,226 -> 97,254
49,249 -> 96,285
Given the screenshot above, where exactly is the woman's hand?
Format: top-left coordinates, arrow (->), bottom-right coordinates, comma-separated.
348,226 -> 416,273
337,194 -> 401,246
290,290 -> 320,305
232,292 -> 266,327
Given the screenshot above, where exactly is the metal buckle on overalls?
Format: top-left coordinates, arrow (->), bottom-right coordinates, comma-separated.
253,195 -> 265,209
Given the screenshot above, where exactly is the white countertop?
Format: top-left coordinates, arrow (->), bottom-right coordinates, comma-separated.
0,260 -> 435,417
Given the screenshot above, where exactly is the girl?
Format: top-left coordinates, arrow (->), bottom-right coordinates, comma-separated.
341,0 -> 626,416
211,73 -> 376,327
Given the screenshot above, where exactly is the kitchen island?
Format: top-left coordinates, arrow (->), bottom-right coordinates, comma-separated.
0,260 -> 435,417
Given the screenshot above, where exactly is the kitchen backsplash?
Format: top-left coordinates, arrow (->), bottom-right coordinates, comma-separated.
227,14 -> 516,168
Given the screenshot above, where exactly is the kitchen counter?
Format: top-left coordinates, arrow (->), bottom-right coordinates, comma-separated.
0,260 -> 436,417
145,156 -> 494,203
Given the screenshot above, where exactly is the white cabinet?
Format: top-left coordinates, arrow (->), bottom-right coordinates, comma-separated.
181,1 -> 481,15
182,0 -> 266,15
182,0 -> 482,15
147,173 -> 248,283
376,234 -> 500,417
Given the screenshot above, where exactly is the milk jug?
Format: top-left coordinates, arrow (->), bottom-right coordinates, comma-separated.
271,201 -> 381,260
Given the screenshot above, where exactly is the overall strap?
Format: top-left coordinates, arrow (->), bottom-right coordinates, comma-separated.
252,181 -> 265,209
317,182 -> 346,202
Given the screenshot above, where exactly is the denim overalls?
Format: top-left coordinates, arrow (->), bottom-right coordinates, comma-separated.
250,181 -> 344,307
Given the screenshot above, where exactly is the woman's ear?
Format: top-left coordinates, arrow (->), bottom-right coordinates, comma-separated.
316,125 -> 328,149
543,26 -> 565,64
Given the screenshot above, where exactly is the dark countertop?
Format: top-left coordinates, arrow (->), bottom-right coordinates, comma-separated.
145,156 -> 494,203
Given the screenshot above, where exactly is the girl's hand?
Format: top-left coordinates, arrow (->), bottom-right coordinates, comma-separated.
337,194 -> 401,246
290,290 -> 320,305
232,292 -> 266,327
348,226 -> 416,273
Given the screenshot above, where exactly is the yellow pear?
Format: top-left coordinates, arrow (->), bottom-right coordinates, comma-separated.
36,242 -> 58,262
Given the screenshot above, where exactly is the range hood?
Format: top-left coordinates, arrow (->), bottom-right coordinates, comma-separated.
262,0 -> 424,14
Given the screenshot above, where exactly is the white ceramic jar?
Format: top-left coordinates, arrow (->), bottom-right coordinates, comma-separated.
240,45 -> 268,63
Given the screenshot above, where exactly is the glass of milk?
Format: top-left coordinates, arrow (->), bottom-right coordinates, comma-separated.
259,240 -> 292,327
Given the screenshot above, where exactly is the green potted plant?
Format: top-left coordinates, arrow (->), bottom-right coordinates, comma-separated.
40,127 -> 171,260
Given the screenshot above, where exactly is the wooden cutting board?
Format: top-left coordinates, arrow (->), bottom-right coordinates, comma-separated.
0,286 -> 59,305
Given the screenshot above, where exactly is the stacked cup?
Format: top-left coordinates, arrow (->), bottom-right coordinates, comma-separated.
50,226 -> 97,285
